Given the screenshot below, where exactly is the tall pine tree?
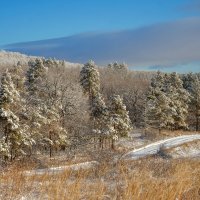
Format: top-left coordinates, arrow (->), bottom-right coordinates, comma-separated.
165,72 -> 190,130
0,70 -> 30,160
145,71 -> 173,133
80,60 -> 100,102
109,95 -> 132,137
191,75 -> 200,131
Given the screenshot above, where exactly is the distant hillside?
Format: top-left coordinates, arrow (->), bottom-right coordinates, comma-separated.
0,50 -> 37,68
0,50 -> 82,68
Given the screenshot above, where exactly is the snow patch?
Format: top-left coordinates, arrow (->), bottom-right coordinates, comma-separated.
23,161 -> 99,176
122,134 -> 200,160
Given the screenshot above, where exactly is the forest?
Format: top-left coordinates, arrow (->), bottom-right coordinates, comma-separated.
0,57 -> 199,162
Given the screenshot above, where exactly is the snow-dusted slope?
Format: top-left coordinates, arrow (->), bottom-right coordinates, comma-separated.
24,161 -> 99,176
122,134 -> 200,160
0,50 -> 37,67
0,50 -> 82,68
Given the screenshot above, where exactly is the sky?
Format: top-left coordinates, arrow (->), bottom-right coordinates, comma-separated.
0,0 -> 199,45
0,0 -> 200,72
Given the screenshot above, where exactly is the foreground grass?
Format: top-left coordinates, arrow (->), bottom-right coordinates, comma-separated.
0,157 -> 200,200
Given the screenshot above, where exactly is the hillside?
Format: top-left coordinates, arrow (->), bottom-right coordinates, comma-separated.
0,50 -> 82,69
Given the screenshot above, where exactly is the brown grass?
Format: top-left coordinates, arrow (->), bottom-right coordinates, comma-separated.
1,157 -> 200,200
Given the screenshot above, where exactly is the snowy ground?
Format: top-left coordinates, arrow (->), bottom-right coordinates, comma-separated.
22,134 -> 200,176
122,134 -> 200,160
171,141 -> 200,158
23,161 -> 99,176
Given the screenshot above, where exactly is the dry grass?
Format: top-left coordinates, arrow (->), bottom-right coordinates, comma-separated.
1,157 -> 200,200
1,130 -> 200,200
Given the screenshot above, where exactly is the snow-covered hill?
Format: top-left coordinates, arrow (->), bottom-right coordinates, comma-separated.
0,50 -> 82,68
0,50 -> 37,68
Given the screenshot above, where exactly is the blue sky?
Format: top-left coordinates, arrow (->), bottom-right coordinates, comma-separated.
0,0 -> 199,45
1,0 -> 200,72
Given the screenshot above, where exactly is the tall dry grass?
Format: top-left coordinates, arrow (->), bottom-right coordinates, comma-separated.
0,157 -> 200,200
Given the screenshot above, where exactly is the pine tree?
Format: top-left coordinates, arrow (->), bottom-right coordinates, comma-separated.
151,71 -> 164,89
40,104 -> 68,157
182,72 -> 194,93
26,58 -> 68,157
145,71 -> 173,133
91,93 -> 109,148
43,58 -> 57,68
91,93 -> 108,127
26,58 -> 50,154
109,95 -> 132,137
80,60 -> 100,101
182,73 -> 200,130
80,61 -> 103,145
191,75 -> 200,131
0,70 -> 30,160
9,62 -> 25,91
107,62 -> 128,72
164,72 -> 190,130
26,58 -> 47,94
146,86 -> 173,133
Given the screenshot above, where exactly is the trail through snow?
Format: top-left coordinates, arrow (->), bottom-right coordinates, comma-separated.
24,161 -> 99,176
122,134 -> 200,160
23,134 -> 200,176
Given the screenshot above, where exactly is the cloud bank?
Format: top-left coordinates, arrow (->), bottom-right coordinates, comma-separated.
180,0 -> 200,12
3,17 -> 200,71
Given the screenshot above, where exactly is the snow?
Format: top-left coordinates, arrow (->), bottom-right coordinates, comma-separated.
0,50 -> 81,68
171,142 -> 200,158
122,134 -> 200,160
23,161 -> 99,176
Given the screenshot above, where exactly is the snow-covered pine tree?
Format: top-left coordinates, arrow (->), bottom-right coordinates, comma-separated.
26,58 -> 68,157
26,58 -> 47,94
43,58 -> 57,68
182,73 -> 200,130
109,95 -> 132,137
145,71 -> 173,133
181,72 -> 195,93
9,63 -> 35,156
106,94 -> 132,149
0,70 -> 31,160
107,62 -> 128,72
26,58 -> 50,154
9,61 -> 25,91
164,72 -> 190,130
91,92 -> 110,148
150,71 -> 164,88
80,60 -> 100,102
40,104 -> 68,157
80,61 -> 107,147
191,75 -> 200,131
91,93 -> 108,127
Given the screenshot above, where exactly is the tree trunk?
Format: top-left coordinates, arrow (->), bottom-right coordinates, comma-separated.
49,131 -> 52,158
111,139 -> 115,150
99,137 -> 101,149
